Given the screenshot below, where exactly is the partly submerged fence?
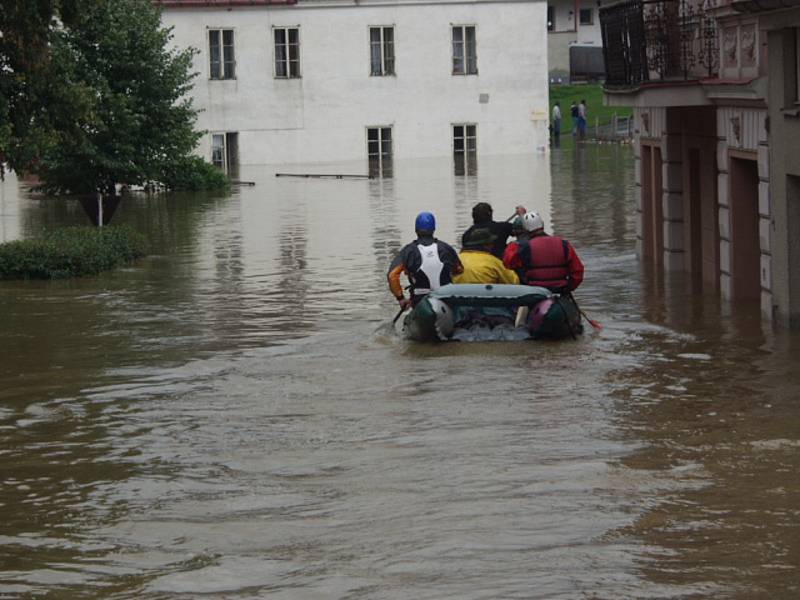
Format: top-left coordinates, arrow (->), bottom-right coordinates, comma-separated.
595,114 -> 634,141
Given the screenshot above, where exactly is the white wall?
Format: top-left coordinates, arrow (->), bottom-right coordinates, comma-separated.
161,0 -> 549,167
577,0 -> 602,45
548,0 -> 601,43
0,170 -> 22,243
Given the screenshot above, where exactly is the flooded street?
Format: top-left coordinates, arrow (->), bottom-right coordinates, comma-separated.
1,146 -> 798,599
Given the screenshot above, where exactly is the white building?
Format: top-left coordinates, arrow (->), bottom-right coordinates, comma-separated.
156,0 -> 550,174
547,0 -> 603,80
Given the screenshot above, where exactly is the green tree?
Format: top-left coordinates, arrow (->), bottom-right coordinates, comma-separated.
0,1 -> 95,176
1,0 -> 218,196
37,0 -> 203,195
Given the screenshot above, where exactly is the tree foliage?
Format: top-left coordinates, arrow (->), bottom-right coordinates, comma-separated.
1,0 -> 214,193
0,1 -> 99,173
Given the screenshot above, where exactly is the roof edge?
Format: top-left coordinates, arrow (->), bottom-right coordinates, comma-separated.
154,0 -> 297,8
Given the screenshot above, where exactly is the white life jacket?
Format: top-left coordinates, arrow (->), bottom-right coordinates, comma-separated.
412,242 -> 444,296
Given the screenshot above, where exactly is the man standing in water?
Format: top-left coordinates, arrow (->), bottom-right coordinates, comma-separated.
577,99 -> 588,140
570,100 -> 579,136
552,101 -> 562,144
388,212 -> 463,309
462,202 -> 526,259
503,212 -> 584,292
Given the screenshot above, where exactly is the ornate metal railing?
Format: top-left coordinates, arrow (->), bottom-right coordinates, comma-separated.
600,0 -> 719,89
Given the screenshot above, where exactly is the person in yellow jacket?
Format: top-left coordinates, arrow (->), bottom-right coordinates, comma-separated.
453,228 -> 520,285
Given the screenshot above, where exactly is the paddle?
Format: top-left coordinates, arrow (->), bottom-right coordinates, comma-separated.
567,292 -> 603,331
579,308 -> 603,331
373,304 -> 407,336
392,305 -> 407,325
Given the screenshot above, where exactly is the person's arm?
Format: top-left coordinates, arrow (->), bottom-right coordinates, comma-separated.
502,242 -> 521,270
566,243 -> 584,291
387,250 -> 410,306
449,244 -> 464,275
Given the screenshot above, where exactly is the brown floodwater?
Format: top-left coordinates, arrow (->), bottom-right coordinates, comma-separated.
0,146 -> 798,599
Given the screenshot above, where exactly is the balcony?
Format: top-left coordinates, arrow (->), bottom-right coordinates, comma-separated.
600,0 -> 719,89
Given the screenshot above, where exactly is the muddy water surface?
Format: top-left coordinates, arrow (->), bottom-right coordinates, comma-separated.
0,147 -> 798,599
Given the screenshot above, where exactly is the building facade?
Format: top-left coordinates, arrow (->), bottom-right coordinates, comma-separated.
156,0 -> 550,175
600,0 -> 800,326
547,0 -> 604,80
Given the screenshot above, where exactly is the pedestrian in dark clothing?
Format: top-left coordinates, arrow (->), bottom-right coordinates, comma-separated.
462,202 -> 526,259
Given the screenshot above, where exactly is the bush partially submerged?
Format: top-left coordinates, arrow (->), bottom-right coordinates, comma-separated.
0,226 -> 146,280
160,156 -> 231,192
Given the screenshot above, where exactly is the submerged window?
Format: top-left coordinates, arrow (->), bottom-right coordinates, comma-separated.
452,25 -> 477,75
209,29 -> 235,79
367,126 -> 393,178
274,27 -> 300,78
211,132 -> 239,175
370,26 -> 395,76
453,124 -> 477,176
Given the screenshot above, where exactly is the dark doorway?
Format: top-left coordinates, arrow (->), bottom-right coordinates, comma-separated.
787,175 -> 800,325
729,156 -> 760,300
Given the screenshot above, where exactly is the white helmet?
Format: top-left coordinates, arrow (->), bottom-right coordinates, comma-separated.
522,212 -> 544,232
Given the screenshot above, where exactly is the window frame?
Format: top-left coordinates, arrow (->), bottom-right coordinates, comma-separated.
273,26 -> 301,79
452,123 -> 478,175
366,126 -> 393,177
579,8 -> 593,26
369,26 -> 395,76
211,133 -> 226,170
208,28 -> 236,80
211,132 -> 239,174
451,25 -> 478,76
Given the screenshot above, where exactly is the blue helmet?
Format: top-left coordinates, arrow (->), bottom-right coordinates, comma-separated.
415,211 -> 436,233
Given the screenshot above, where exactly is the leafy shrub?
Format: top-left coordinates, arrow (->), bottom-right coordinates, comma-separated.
159,156 -> 231,192
0,226 -> 146,280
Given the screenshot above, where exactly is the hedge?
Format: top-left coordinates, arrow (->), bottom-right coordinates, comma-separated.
0,226 -> 146,280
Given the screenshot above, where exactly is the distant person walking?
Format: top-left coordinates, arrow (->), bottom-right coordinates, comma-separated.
552,102 -> 562,142
570,101 -> 579,136
577,99 -> 588,140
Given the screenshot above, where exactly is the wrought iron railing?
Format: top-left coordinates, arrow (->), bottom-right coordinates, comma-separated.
600,0 -> 719,88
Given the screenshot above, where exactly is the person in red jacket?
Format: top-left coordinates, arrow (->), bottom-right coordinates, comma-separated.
503,212 -> 584,292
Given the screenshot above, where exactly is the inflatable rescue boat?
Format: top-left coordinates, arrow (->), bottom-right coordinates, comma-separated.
402,283 -> 583,342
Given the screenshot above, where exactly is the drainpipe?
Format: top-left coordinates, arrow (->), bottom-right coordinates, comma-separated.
575,0 -> 580,33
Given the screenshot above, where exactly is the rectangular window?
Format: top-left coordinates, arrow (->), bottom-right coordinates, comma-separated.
452,25 -> 477,75
579,8 -> 593,26
367,127 -> 393,178
211,132 -> 239,174
209,29 -> 235,79
453,124 -> 477,176
370,26 -> 395,76
274,27 -> 300,78
547,6 -> 555,32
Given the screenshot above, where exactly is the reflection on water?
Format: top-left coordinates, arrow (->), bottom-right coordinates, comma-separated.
0,146 -> 798,598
